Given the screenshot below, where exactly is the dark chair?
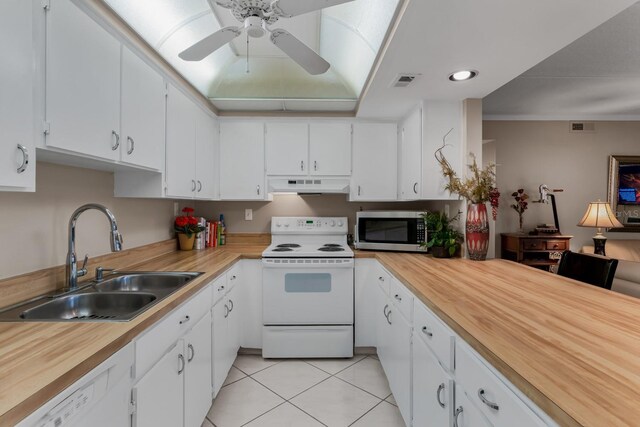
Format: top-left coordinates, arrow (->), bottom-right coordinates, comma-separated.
557,250 -> 619,290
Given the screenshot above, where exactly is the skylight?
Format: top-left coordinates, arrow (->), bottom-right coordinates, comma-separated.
104,0 -> 400,112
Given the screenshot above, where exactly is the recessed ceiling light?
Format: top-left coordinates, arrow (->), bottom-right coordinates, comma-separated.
449,70 -> 478,81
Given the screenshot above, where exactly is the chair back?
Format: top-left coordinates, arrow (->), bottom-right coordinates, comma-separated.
557,250 -> 619,290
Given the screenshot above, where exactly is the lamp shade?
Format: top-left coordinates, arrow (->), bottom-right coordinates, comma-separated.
577,201 -> 623,228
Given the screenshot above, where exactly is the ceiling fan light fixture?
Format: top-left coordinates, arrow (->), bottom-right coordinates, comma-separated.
244,16 -> 266,38
449,70 -> 478,81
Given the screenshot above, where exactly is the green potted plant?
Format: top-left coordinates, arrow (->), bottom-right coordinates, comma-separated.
174,207 -> 205,251
421,211 -> 463,258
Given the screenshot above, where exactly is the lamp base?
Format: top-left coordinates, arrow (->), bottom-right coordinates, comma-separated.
593,235 -> 607,256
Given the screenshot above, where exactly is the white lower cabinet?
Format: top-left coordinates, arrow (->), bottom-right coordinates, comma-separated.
184,311 -> 214,427
212,271 -> 242,396
413,334 -> 454,427
453,390 -> 493,427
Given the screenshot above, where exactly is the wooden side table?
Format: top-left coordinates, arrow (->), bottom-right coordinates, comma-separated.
501,233 -> 573,272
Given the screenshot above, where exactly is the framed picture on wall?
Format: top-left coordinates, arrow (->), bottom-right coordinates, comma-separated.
608,155 -> 640,232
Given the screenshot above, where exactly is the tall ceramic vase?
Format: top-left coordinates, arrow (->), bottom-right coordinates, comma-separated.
466,203 -> 490,261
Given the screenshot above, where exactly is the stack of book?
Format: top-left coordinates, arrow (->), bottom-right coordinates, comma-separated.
193,218 -> 226,249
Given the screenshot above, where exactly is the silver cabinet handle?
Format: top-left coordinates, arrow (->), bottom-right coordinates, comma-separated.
386,309 -> 392,325
257,185 -> 261,195
179,315 -> 190,325
358,185 -> 361,196
126,136 -> 135,155
187,344 -> 195,362
228,299 -> 234,312
421,326 -> 433,337
224,304 -> 229,318
478,389 -> 499,410
394,294 -> 402,302
314,160 -> 317,171
191,180 -> 196,191
197,180 -> 202,192
378,276 -> 385,282
383,304 -> 389,318
218,285 -> 225,292
454,406 -> 463,427
16,144 -> 29,174
111,130 -> 120,150
436,383 -> 445,408
413,182 -> 418,194
178,354 -> 185,374
230,275 -> 236,281
301,160 -> 304,171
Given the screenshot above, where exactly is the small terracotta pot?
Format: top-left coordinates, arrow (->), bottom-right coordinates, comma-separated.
178,233 -> 195,251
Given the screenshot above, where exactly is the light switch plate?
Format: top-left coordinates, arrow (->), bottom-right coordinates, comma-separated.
245,209 -> 253,221
173,202 -> 179,216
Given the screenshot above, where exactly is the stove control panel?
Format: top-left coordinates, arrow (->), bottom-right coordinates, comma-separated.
272,217 -> 348,233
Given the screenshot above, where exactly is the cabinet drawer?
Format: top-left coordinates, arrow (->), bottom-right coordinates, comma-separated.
522,240 -> 544,250
212,274 -> 227,306
456,343 -> 547,427
413,299 -> 455,371
374,263 -> 391,296
135,284 -> 212,380
545,240 -> 566,250
227,264 -> 241,290
389,276 -> 413,322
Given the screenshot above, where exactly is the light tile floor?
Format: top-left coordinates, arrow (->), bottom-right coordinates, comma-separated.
203,354 -> 406,427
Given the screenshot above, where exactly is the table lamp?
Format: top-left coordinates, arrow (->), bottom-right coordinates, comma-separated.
577,200 -> 623,256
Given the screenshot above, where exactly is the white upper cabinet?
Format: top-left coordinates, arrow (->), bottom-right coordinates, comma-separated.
195,110 -> 219,200
309,123 -> 351,176
166,84 -> 197,198
351,123 -> 397,201
45,0 -> 121,161
399,107 -> 422,200
0,0 -> 35,191
265,122 -> 309,176
422,101 -> 463,200
219,121 -> 266,200
120,46 -> 166,171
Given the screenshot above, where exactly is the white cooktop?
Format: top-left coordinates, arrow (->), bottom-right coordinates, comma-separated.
263,217 -> 354,258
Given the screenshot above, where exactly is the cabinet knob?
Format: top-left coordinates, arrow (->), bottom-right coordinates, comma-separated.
179,315 -> 190,325
224,304 -> 229,318
394,294 -> 402,302
228,299 -> 234,312
421,326 -> 433,337
301,160 -> 304,171
378,276 -> 384,282
314,160 -> 318,171
16,144 -> 29,174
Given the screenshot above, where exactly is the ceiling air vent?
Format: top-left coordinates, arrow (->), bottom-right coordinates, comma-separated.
391,74 -> 421,88
569,122 -> 596,133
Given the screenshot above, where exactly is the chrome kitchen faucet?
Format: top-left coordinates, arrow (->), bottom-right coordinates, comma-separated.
66,204 -> 123,290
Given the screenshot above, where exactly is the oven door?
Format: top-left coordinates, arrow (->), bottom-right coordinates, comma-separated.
262,258 -> 354,325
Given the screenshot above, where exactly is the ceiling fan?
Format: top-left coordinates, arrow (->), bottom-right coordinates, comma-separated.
179,0 -> 355,75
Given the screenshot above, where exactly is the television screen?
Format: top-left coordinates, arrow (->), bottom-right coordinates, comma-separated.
618,164 -> 640,205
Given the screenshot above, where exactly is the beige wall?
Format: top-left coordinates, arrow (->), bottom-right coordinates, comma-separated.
0,162 -> 175,280
484,121 -> 640,252
196,195 -> 457,235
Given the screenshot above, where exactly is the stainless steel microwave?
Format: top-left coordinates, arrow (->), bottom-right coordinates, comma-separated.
355,211 -> 427,252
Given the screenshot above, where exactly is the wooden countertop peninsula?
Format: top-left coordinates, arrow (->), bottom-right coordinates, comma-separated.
1,244 -> 639,427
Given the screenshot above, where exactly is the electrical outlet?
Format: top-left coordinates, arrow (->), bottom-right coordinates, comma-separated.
173,202 -> 179,216
245,209 -> 253,221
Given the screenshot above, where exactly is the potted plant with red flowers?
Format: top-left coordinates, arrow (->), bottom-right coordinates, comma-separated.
174,207 -> 205,251
510,189 -> 529,233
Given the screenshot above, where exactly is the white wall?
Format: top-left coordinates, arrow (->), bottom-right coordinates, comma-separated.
484,121 -> 640,252
0,162 -> 175,280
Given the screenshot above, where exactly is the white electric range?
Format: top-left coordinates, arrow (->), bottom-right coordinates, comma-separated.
262,217 -> 354,358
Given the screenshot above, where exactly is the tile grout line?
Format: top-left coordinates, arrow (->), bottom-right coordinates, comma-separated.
347,399 -> 387,427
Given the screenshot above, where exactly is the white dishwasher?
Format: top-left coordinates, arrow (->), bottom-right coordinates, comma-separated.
17,342 -> 134,427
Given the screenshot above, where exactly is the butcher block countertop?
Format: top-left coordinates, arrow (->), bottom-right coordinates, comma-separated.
1,245 -> 639,427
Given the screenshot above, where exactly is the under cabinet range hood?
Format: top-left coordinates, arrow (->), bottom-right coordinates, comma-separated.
268,178 -> 350,194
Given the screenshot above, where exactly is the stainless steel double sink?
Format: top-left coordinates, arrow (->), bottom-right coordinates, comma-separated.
0,272 -> 202,322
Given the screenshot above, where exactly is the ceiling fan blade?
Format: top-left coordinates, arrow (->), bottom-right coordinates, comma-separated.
270,29 -> 330,75
179,26 -> 242,61
272,0 -> 356,17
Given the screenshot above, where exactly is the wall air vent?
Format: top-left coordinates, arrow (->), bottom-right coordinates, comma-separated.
569,122 -> 596,133
391,74 -> 421,88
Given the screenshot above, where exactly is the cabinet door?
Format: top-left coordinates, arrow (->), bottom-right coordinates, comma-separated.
219,121 -> 265,200
309,123 -> 351,176
120,46 -> 165,171
413,337 -> 454,427
195,109 -> 218,200
166,84 -> 196,198
212,302 -> 228,395
265,122 -> 308,175
376,287 -> 392,376
133,344 -> 184,427
184,312 -> 213,427
0,0 -> 35,190
454,390 -> 493,427
45,0 -> 120,161
351,123 -> 397,201
226,287 -> 240,368
355,259 -> 378,347
422,101 -> 462,200
399,107 -> 422,200
388,307 -> 412,426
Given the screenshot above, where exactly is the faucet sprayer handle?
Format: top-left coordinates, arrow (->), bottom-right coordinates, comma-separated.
78,254 -> 89,277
